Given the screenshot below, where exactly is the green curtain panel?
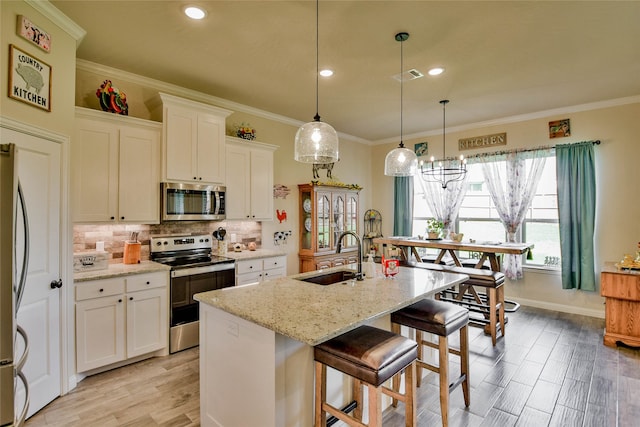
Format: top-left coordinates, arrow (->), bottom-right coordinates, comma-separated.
556,141 -> 596,290
393,176 -> 413,236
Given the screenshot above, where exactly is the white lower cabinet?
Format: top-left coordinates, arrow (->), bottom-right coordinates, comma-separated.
75,271 -> 168,373
236,256 -> 287,286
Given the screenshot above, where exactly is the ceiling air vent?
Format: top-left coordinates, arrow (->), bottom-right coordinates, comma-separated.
392,68 -> 424,82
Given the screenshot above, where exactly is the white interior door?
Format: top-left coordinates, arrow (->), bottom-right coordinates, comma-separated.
4,127 -> 62,418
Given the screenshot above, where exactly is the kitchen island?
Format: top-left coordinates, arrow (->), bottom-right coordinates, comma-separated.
194,265 -> 468,427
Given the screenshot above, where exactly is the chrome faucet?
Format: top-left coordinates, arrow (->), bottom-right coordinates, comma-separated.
336,231 -> 364,280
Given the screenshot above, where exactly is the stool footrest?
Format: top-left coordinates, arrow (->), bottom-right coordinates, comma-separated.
438,294 -> 501,315
449,373 -> 467,393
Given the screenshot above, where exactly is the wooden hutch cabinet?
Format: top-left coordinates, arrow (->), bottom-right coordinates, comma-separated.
298,183 -> 361,273
601,262 -> 640,348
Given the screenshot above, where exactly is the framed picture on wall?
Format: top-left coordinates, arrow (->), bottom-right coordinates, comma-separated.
549,119 -> 570,138
8,44 -> 52,112
17,15 -> 52,52
414,141 -> 428,157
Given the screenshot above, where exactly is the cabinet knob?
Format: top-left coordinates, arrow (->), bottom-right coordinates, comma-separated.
129,297 -> 133,301
193,177 -> 197,180
249,265 -> 253,269
121,216 -> 125,220
110,216 -> 115,220
146,281 -> 150,285
99,288 -> 104,292
118,299 -> 122,303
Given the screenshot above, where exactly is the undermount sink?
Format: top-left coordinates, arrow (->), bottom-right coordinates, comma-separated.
296,270 -> 357,285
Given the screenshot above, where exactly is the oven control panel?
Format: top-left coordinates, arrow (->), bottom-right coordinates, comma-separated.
150,234 -> 212,253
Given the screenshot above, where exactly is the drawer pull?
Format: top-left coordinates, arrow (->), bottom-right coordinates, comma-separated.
118,299 -> 122,303
129,297 -> 133,301
99,288 -> 104,293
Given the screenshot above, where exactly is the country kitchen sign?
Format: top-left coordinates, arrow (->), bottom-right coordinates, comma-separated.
9,44 -> 52,111
458,132 -> 507,151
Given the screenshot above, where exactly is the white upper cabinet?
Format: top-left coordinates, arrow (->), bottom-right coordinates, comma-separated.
73,107 -> 161,224
225,136 -> 277,221
159,93 -> 232,184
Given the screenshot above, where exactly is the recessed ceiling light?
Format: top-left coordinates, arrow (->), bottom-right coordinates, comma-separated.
184,6 -> 207,20
428,67 -> 445,76
319,69 -> 334,77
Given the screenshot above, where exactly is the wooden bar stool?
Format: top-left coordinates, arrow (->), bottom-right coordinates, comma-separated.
314,325 -> 418,427
391,299 -> 470,427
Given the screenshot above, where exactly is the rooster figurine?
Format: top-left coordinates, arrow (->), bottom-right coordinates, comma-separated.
276,209 -> 287,223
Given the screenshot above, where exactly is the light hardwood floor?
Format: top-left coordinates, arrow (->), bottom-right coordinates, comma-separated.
26,306 -> 640,427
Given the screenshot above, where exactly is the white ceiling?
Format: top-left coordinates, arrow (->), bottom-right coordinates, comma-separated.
51,1 -> 640,143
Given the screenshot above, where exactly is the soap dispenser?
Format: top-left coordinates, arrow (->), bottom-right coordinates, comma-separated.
365,253 -> 376,279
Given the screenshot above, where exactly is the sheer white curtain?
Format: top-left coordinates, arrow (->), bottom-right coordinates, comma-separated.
479,150 -> 549,279
417,160 -> 470,236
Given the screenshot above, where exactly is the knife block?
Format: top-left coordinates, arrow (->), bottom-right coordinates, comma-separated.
123,241 -> 141,264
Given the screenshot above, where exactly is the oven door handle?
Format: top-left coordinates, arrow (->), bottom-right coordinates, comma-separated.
171,263 -> 235,278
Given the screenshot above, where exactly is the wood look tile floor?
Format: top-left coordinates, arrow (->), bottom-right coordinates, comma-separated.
26,306 -> 640,427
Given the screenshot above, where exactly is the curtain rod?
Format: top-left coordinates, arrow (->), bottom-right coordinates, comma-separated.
461,139 -> 600,160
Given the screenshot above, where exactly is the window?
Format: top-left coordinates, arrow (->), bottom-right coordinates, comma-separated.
413,153 -> 560,269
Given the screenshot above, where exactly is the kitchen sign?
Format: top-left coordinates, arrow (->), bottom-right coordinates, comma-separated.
458,132 -> 507,151
8,44 -> 51,111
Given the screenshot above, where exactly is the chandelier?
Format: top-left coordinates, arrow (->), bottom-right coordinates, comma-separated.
384,32 -> 418,176
420,99 -> 467,188
294,0 -> 339,164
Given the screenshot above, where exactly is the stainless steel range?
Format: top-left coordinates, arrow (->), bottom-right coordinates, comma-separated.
150,234 -> 235,353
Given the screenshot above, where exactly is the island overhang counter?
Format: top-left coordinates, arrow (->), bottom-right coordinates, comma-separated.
195,265 -> 468,427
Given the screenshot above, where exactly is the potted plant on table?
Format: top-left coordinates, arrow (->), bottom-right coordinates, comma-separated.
426,218 -> 444,239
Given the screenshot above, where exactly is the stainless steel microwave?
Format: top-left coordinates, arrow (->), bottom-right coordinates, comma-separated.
161,182 -> 226,221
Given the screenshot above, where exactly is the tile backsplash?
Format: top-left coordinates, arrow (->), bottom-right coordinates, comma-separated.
74,221 -> 262,263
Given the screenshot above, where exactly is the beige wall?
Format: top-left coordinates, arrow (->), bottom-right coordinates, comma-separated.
373,101 -> 640,317
1,1 -> 78,136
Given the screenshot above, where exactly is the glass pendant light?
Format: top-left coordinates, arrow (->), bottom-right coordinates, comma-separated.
294,0 -> 339,164
384,32 -> 418,176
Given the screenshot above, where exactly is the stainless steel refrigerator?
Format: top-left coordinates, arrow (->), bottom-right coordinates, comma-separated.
1,143 -> 30,427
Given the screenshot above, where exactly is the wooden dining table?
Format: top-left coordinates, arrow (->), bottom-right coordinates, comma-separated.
373,236 -> 535,337
372,236 -> 534,273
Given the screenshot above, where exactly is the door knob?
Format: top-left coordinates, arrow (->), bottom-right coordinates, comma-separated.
50,279 -> 63,289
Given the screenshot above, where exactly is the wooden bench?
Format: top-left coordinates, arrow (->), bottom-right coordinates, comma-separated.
406,261 -> 507,345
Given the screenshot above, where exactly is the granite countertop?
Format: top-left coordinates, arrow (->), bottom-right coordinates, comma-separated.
223,248 -> 287,261
74,261 -> 171,282
195,265 -> 469,346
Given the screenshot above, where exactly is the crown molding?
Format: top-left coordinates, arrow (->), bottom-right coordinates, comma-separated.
374,95 -> 640,145
76,59 -> 370,145
27,0 -> 86,46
